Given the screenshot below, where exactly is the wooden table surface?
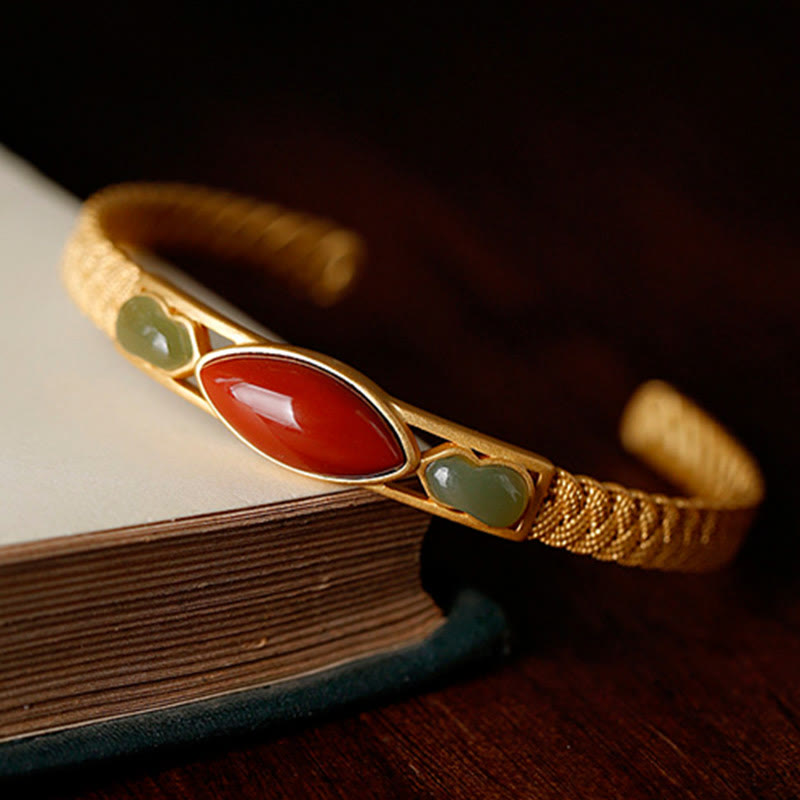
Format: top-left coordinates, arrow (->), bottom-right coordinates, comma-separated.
4,5 -> 800,798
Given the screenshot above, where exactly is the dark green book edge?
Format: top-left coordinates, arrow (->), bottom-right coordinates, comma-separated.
0,589 -> 507,779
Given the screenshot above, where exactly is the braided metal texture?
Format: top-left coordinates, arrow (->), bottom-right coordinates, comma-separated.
528,381 -> 763,571
62,183 -> 365,338
62,183 -> 764,573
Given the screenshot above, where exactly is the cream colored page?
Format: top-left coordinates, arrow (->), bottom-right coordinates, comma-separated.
0,147 -> 339,545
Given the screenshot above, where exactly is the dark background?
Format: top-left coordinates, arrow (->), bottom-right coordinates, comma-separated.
3,4 -> 800,798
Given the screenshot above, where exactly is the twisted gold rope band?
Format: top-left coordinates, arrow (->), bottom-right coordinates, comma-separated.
62,183 -> 764,572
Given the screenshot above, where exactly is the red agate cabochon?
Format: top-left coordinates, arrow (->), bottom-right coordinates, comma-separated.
197,352 -> 408,479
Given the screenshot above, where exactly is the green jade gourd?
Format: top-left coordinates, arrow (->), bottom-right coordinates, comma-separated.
424,454 -> 530,529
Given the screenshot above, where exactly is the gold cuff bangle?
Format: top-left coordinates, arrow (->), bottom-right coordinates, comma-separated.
62,183 -> 765,572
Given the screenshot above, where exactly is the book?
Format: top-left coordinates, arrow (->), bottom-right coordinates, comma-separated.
0,148 -> 506,776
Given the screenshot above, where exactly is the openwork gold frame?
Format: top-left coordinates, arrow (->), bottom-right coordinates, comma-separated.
61,182 -> 766,571
375,410 -> 553,541
126,272 -> 555,539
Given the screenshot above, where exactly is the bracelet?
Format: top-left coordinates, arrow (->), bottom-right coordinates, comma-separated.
62,183 -> 764,572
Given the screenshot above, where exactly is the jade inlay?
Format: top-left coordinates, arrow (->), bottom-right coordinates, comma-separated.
424,453 -> 530,528
116,295 -> 194,371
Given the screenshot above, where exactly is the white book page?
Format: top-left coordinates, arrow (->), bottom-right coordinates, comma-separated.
0,146 -> 341,546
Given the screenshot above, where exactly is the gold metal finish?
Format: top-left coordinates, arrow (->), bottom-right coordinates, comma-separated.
61,182 -> 766,571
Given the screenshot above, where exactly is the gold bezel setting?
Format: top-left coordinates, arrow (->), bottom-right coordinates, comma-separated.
106,262 -> 556,539
195,343 -> 422,485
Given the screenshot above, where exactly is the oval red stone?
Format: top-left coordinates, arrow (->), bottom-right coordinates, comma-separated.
198,353 -> 406,479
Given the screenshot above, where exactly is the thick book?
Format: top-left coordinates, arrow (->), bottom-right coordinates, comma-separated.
0,149 -> 507,777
